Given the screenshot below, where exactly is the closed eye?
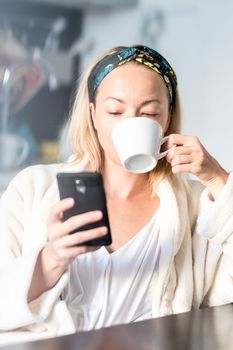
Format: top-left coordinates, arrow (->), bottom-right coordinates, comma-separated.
141,113 -> 160,117
108,112 -> 122,116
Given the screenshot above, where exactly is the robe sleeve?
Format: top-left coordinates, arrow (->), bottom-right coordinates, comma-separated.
0,167 -> 73,332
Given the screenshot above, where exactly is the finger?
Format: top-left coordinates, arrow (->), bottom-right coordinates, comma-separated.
170,154 -> 194,167
55,245 -> 101,262
55,226 -> 108,248
171,162 -> 202,176
48,198 -> 75,225
63,210 -> 103,236
168,134 -> 200,148
166,146 -> 193,162
50,210 -> 103,239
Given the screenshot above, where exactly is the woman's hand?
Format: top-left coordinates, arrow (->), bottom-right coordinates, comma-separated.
46,197 -> 107,271
28,198 -> 107,302
166,134 -> 229,199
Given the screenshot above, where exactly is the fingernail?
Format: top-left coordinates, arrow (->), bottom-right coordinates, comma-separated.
68,198 -> 74,205
94,211 -> 103,219
101,227 -> 108,234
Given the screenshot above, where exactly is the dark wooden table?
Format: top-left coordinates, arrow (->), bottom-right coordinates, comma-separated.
2,303 -> 233,350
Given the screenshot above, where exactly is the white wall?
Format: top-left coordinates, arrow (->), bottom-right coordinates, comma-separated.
80,0 -> 233,171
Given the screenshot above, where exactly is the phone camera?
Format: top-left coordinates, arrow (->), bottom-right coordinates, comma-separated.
75,179 -> 86,194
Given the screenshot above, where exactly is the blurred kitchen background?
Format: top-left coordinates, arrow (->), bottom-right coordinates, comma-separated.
0,0 -> 233,193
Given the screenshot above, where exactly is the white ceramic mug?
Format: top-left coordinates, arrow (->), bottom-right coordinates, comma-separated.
112,117 -> 172,174
0,133 -> 29,171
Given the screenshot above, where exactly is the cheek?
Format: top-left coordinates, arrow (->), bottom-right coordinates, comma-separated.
94,117 -> 114,150
96,123 -> 110,141
94,118 -> 122,163
93,105 -> 116,142
162,119 -> 170,133
92,103 -> 122,157
158,112 -> 170,133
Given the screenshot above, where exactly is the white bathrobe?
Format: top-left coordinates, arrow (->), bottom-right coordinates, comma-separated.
0,162 -> 233,345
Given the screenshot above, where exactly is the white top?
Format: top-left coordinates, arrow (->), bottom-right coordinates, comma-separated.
63,210 -> 160,331
0,164 -> 233,346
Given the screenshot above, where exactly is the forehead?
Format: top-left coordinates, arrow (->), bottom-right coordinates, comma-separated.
95,62 -> 168,100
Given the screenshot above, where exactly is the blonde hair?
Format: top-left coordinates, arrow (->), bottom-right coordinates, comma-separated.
67,46 -> 183,193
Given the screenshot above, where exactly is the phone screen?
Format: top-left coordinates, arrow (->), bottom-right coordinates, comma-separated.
56,172 -> 112,246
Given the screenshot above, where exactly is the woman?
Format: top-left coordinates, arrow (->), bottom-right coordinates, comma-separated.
0,45 -> 232,343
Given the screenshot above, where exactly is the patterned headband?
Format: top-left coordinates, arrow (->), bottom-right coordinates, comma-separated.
88,45 -> 177,106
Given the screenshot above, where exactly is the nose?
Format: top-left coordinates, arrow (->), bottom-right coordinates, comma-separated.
121,113 -> 139,120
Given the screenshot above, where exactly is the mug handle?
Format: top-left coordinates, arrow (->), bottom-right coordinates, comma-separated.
15,138 -> 30,167
157,136 -> 175,160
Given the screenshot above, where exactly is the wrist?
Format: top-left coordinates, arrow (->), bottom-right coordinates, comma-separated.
28,245 -> 67,303
204,169 -> 229,200
40,244 -> 67,289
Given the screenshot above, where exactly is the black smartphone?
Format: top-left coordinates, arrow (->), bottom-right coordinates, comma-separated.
56,172 -> 112,246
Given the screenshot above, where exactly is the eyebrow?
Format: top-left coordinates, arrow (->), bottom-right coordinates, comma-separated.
141,99 -> 162,106
104,97 -> 125,103
104,97 -> 162,105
